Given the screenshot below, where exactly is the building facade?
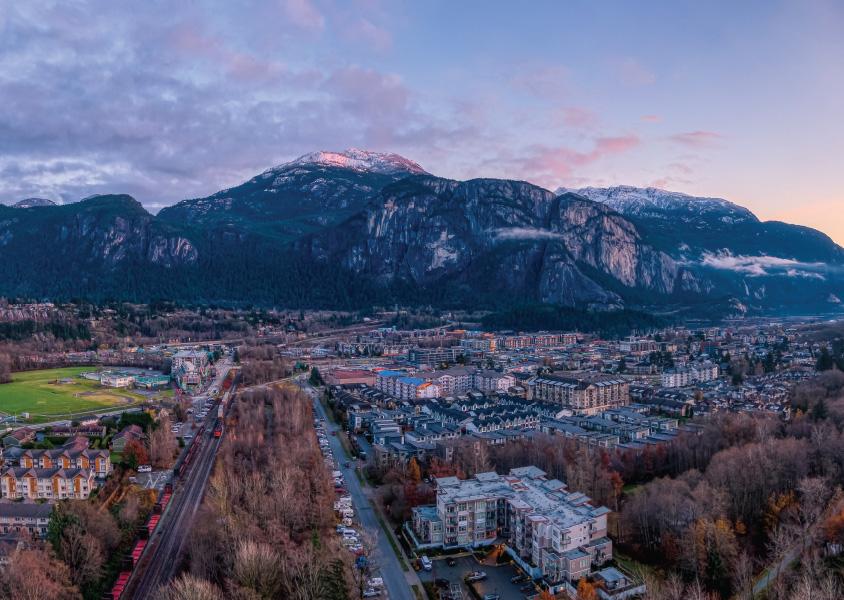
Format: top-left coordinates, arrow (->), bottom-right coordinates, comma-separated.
410,466 -> 612,588
527,373 -> 629,415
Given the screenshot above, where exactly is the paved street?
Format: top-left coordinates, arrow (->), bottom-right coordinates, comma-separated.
303,380 -> 416,600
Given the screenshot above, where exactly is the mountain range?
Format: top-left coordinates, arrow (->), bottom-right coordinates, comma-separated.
1,149 -> 842,317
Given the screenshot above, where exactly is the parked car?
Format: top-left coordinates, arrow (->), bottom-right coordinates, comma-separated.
137,465 -> 152,473
435,578 -> 450,589
465,571 -> 487,582
362,590 -> 380,598
420,555 -> 433,571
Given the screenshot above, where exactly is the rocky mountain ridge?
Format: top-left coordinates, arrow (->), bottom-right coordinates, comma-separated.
1,150 -> 842,314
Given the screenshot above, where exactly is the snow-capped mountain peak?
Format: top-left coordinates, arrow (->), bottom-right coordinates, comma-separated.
11,197 -> 57,208
272,148 -> 428,176
556,185 -> 758,224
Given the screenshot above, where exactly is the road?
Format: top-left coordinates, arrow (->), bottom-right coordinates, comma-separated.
302,380 -> 415,600
128,363 -> 234,599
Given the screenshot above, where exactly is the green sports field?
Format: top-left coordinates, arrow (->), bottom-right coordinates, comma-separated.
0,367 -> 148,423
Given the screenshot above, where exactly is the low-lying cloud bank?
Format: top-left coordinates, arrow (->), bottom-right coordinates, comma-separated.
699,251 -> 830,279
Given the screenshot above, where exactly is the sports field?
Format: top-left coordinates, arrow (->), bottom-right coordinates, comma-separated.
0,367 -> 148,423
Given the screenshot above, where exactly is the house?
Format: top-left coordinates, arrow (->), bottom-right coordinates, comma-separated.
110,424 -> 145,452
2,428 -> 35,448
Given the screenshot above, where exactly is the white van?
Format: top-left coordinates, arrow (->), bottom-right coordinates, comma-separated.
420,556 -> 432,571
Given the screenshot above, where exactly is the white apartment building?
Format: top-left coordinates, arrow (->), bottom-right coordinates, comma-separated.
472,370 -> 516,393
661,368 -> 692,388
662,362 -> 720,388
411,466 -> 612,587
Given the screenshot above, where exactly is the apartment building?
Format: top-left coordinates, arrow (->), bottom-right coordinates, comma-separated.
376,367 -> 513,398
6,438 -> 112,479
527,373 -> 629,415
0,467 -> 96,500
375,371 -> 440,399
472,370 -> 516,393
407,347 -> 461,366
661,368 -> 692,388
0,502 -> 53,538
459,336 -> 497,354
661,362 -> 720,388
172,350 -> 211,390
411,466 -> 612,587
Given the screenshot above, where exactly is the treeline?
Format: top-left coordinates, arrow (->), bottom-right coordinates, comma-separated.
0,319 -> 90,341
619,372 -> 844,599
162,386 -> 353,599
237,344 -> 292,387
480,304 -> 667,337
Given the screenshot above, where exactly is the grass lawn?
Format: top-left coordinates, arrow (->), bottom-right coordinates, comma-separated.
0,367 -> 147,423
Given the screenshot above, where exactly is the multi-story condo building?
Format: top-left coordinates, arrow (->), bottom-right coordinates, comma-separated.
0,467 -> 96,500
692,362 -> 720,383
662,362 -> 720,388
13,447 -> 112,478
407,347 -> 462,366
661,368 -> 692,388
527,373 -> 629,415
472,370 -> 516,393
0,502 -> 53,538
411,466 -> 612,589
377,367 -> 513,398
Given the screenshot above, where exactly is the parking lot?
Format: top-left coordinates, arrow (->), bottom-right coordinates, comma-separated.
419,554 -> 537,600
135,469 -> 171,490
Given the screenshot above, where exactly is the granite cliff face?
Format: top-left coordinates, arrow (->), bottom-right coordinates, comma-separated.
0,195 -> 197,268
298,177 -> 710,308
1,150 -> 841,313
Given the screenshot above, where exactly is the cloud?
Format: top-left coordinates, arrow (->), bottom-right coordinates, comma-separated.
282,0 -> 325,32
0,4 -> 479,207
554,107 -> 599,130
613,57 -> 656,86
492,227 -> 565,241
669,130 -> 724,147
511,65 -> 570,98
343,17 -> 392,51
486,135 -> 641,187
641,114 -> 661,123
697,251 -> 829,279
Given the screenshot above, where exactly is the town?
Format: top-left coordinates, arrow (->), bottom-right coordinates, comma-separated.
4,299 -> 841,599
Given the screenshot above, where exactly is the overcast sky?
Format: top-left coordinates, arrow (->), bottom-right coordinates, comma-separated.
1,1 -> 842,243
